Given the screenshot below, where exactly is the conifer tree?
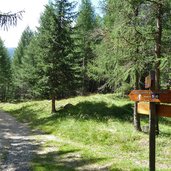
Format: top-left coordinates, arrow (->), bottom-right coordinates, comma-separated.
12,26 -> 34,99
17,34 -> 41,99
90,0 -> 171,131
0,38 -> 11,101
37,0 -> 77,113
89,0 -> 147,92
76,0 -> 97,94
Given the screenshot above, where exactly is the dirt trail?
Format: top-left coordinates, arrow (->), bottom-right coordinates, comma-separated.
0,111 -> 110,171
0,111 -> 36,171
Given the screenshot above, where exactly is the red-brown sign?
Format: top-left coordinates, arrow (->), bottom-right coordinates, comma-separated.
137,102 -> 171,118
129,90 -> 171,103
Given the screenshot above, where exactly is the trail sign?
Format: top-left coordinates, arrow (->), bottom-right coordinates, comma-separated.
129,71 -> 171,171
129,90 -> 171,103
137,102 -> 171,118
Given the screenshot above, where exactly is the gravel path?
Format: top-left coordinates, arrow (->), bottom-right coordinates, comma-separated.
0,111 -> 36,171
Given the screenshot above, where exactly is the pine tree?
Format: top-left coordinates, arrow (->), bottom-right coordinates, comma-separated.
76,0 -> 97,94
12,26 -> 34,99
143,0 -> 171,134
89,0 -> 148,92
90,0 -> 171,132
0,38 -> 11,101
17,34 -> 41,99
37,0 -> 77,113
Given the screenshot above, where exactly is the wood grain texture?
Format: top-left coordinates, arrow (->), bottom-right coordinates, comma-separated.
129,90 -> 171,103
137,102 -> 171,117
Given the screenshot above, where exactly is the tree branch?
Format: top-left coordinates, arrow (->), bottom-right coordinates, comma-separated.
0,11 -> 24,30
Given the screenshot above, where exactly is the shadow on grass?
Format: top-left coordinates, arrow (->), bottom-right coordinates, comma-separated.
160,117 -> 171,126
46,101 -> 133,123
32,148 -> 107,171
5,100 -> 171,137
5,100 -> 133,125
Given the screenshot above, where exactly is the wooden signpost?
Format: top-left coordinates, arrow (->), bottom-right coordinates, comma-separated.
137,103 -> 171,117
129,90 -> 171,103
129,71 -> 171,171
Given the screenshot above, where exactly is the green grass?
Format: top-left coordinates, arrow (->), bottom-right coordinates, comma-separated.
0,94 -> 171,170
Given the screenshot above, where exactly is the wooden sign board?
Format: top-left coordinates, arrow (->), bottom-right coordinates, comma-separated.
137,102 -> 171,118
129,90 -> 171,103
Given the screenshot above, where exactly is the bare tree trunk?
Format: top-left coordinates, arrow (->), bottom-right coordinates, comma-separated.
155,1 -> 162,90
133,6 -> 141,131
82,56 -> 85,95
51,94 -> 56,113
155,1 -> 163,135
134,70 -> 141,131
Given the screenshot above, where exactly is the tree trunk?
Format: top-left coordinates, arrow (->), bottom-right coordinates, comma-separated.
82,56 -> 85,95
133,6 -> 141,131
51,94 -> 56,113
155,1 -> 163,135
134,70 -> 141,131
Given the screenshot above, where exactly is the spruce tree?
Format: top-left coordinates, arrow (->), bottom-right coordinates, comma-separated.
12,26 -> 34,99
76,0 -> 97,94
37,0 -> 77,113
17,34 -> 41,99
0,38 -> 11,101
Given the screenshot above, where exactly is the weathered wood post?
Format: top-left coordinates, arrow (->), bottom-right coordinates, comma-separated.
149,71 -> 156,171
129,74 -> 171,170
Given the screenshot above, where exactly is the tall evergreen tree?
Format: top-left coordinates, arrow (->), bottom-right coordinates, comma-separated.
12,26 -> 34,99
0,38 -> 11,101
37,0 -> 77,113
89,0 -> 148,92
17,34 -> 41,99
144,0 -> 171,133
76,0 -> 97,94
90,0 -> 171,131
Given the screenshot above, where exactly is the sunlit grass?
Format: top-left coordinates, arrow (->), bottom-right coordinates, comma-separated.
0,94 -> 170,170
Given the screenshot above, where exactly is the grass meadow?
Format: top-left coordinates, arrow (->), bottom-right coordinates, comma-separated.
0,94 -> 170,170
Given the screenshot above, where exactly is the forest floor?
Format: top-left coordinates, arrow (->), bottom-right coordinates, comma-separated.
0,94 -> 171,171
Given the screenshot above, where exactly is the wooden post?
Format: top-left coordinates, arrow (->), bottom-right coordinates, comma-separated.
129,70 -> 171,171
149,71 -> 156,171
149,102 -> 156,171
134,101 -> 141,131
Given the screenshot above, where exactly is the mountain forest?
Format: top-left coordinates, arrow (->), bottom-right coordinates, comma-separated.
0,0 -> 171,110
0,0 -> 171,170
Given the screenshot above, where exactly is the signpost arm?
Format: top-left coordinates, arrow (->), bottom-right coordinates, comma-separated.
129,70 -> 171,171
149,71 -> 156,171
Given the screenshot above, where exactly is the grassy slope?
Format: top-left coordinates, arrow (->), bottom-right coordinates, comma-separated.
0,94 -> 171,171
